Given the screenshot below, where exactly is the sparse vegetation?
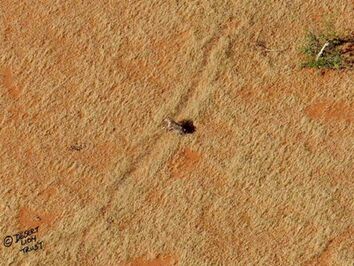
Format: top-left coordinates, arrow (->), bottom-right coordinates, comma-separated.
301,30 -> 354,69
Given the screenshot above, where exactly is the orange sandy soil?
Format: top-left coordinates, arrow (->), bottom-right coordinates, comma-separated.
0,1 -> 353,265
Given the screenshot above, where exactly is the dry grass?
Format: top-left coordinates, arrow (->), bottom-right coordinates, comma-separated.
0,1 -> 353,265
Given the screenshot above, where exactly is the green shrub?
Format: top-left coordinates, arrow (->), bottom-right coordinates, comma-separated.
300,30 -> 344,69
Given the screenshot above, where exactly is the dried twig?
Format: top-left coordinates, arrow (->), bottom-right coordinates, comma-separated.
316,42 -> 330,61
254,40 -> 289,53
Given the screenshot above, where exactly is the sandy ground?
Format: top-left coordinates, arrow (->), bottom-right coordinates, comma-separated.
0,1 -> 353,265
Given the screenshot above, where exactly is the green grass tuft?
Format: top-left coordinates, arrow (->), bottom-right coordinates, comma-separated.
300,30 -> 344,69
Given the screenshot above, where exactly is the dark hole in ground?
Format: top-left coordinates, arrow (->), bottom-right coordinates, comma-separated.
179,120 -> 196,134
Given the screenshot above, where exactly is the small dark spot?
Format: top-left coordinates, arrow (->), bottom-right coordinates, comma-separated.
69,143 -> 85,151
179,119 -> 196,134
112,127 -> 116,132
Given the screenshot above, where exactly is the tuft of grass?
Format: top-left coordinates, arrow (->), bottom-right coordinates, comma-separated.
300,31 -> 343,69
